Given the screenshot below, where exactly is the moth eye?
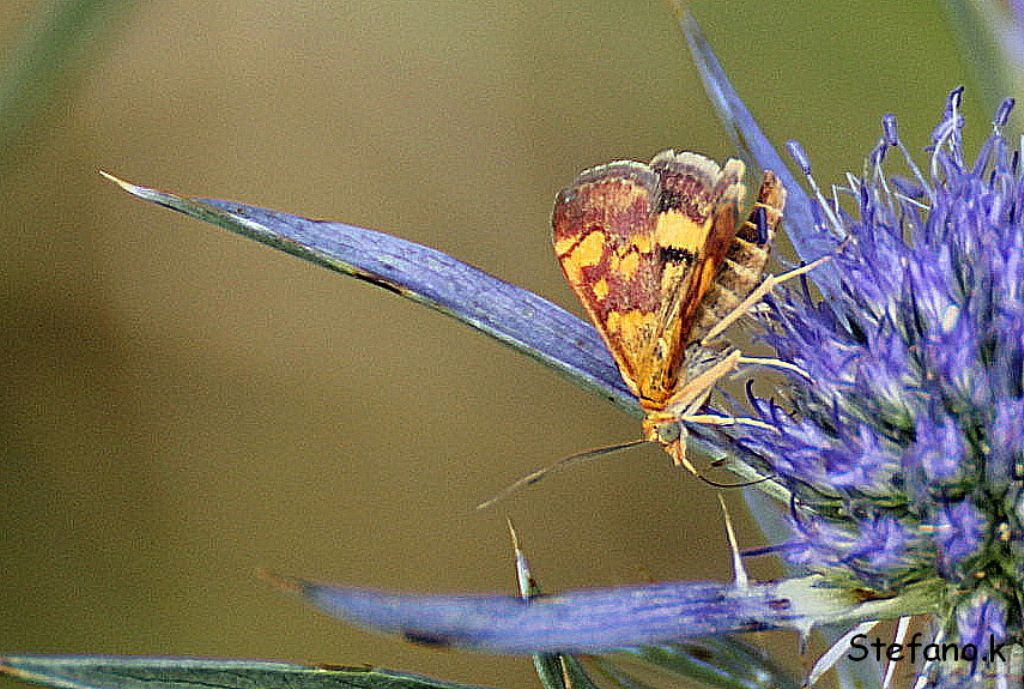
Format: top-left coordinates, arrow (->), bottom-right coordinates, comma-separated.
656,422 -> 681,444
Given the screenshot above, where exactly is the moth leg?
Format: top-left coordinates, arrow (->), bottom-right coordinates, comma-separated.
655,349 -> 787,474
673,384 -> 773,469
648,350 -> 743,474
664,433 -> 697,476
699,253 -> 832,346
659,393 -> 773,476
661,349 -> 743,413
659,387 -> 713,475
734,355 -> 811,379
679,413 -> 775,431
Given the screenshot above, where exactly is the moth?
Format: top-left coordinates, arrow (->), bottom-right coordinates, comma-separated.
479,151 -> 823,508
551,150 -> 793,474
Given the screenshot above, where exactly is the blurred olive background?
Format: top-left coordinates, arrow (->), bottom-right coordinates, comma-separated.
0,2 -> 989,688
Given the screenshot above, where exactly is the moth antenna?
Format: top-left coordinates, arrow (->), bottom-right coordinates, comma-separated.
696,471 -> 775,489
477,439 -> 650,510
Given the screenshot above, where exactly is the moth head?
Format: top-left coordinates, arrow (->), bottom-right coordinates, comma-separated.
655,421 -> 682,444
642,415 -> 681,445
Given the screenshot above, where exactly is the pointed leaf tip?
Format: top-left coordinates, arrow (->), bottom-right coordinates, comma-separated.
664,0 -> 687,23
99,170 -> 136,193
99,171 -> 164,202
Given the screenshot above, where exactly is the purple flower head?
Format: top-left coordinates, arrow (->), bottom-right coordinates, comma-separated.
727,94 -> 1023,659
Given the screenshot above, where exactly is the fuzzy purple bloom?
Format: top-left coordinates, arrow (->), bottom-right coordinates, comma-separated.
718,93 -> 1024,676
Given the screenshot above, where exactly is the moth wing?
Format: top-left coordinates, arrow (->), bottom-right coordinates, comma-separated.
637,151 -> 746,401
552,152 -> 746,404
552,161 -> 662,398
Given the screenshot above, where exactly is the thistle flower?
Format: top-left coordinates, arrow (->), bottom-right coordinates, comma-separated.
716,88 -> 1024,685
